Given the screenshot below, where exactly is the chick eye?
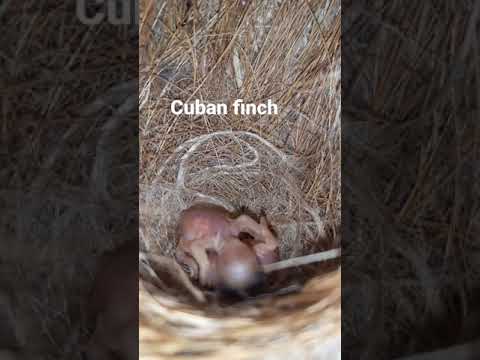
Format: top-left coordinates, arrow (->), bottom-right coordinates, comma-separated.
206,249 -> 218,261
238,232 -> 262,246
238,232 -> 254,241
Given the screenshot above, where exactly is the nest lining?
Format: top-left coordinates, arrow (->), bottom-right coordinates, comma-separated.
139,126 -> 341,301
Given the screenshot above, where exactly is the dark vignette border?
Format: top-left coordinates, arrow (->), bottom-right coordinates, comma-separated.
0,0 -> 138,358
342,1 -> 480,359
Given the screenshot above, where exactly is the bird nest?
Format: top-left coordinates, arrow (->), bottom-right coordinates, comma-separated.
140,269 -> 340,360
139,0 -> 341,358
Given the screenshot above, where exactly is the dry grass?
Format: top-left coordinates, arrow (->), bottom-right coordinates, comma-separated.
140,0 -> 341,359
140,0 -> 340,260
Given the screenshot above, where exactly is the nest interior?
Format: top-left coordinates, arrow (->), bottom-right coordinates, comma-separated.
140,0 -> 341,305
139,1 -> 341,358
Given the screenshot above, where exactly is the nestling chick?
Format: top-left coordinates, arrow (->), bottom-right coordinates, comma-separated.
214,237 -> 265,294
85,240 -> 138,360
175,203 -> 279,292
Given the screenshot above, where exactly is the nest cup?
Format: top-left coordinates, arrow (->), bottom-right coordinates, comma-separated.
140,0 -> 341,358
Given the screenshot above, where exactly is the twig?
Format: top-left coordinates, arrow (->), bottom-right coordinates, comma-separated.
262,248 -> 341,273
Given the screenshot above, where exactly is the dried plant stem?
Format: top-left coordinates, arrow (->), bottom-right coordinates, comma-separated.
263,248 -> 341,273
